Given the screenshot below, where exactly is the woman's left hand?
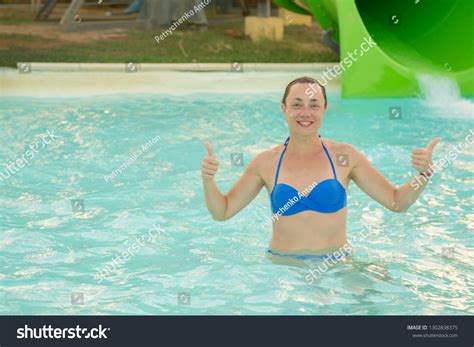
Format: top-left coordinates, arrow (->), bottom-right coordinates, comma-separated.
411,137 -> 442,173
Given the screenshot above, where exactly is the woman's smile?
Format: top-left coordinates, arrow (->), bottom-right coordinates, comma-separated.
296,120 -> 314,128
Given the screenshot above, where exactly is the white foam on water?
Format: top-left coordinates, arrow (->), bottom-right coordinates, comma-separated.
417,74 -> 474,119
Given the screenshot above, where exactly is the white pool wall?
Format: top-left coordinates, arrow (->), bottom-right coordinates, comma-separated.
0,63 -> 340,97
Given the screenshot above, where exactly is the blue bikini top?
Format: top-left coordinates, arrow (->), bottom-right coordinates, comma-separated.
270,136 -> 347,215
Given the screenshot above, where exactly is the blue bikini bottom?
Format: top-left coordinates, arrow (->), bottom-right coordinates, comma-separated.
267,248 -> 351,261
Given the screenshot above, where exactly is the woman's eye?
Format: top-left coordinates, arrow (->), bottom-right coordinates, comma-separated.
311,104 -> 320,108
292,104 -> 302,108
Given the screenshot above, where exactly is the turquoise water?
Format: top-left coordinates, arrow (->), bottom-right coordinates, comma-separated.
0,91 -> 473,315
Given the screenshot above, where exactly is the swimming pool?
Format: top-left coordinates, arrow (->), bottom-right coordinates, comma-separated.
0,75 -> 473,315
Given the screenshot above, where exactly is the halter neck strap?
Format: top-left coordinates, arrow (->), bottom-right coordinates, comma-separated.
273,134 -> 337,186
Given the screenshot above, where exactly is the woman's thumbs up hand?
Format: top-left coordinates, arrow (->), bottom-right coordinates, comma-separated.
411,137 -> 442,174
202,142 -> 219,181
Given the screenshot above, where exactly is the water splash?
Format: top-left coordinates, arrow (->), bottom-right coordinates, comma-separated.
417,74 -> 474,119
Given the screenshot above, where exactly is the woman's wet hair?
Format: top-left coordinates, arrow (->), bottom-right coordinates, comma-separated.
282,76 -> 327,107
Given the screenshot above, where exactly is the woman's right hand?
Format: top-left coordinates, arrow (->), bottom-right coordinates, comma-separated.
201,143 -> 264,221
201,143 -> 219,181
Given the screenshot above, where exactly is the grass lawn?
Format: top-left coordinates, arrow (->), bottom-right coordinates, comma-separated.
0,10 -> 338,67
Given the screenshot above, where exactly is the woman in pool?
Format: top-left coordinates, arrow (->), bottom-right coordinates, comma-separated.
201,76 -> 441,259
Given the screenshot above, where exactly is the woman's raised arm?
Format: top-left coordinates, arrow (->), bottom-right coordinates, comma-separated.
201,143 -> 265,221
349,138 -> 441,212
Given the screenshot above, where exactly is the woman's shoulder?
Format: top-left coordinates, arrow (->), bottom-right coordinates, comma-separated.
322,138 -> 364,167
247,143 -> 284,171
322,138 -> 358,154
257,143 -> 284,161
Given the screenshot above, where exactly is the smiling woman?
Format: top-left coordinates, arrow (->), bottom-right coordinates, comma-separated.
201,76 -> 442,259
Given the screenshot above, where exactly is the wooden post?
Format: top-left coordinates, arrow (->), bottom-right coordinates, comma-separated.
238,0 -> 249,16
35,0 -> 58,21
257,0 -> 271,17
60,0 -> 84,25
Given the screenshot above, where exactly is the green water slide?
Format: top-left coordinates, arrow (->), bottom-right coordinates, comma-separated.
273,0 -> 474,97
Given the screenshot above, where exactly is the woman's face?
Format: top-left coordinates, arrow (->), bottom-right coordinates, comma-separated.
281,83 -> 326,136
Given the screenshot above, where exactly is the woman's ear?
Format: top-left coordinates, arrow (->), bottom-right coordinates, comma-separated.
280,102 -> 286,113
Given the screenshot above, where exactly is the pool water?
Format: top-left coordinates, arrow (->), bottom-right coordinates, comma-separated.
0,90 -> 473,315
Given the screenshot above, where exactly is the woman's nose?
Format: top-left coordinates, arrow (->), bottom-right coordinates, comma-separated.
299,107 -> 314,116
